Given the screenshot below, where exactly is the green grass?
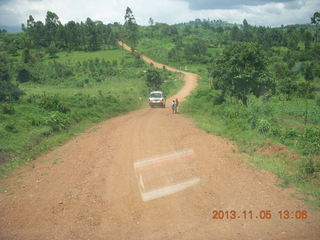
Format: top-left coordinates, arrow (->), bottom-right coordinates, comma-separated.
181,78 -> 320,208
52,48 -> 126,63
249,154 -> 320,209
0,46 -> 183,178
136,28 -> 320,209
137,37 -> 320,208
136,37 -> 222,77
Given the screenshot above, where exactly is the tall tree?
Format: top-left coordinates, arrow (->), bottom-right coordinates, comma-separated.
0,54 -> 23,101
25,15 -> 46,47
146,69 -> 163,89
85,18 -> 99,51
22,48 -> 31,63
311,11 -> 320,42
304,31 -> 313,49
149,17 -> 154,26
65,21 -> 81,49
45,11 -> 60,46
123,7 -> 139,46
230,25 -> 240,41
209,42 -> 274,105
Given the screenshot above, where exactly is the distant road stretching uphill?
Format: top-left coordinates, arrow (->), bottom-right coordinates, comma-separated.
0,42 -> 319,240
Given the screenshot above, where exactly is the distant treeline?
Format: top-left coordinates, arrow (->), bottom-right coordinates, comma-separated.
22,11 -> 118,50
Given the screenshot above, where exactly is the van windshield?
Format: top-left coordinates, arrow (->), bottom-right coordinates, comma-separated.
150,93 -> 162,98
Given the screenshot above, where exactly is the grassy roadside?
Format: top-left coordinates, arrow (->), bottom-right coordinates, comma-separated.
135,36 -> 320,209
181,78 -> 320,209
0,46 -> 183,178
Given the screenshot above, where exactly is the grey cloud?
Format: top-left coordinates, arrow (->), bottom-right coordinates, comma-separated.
182,0 -> 296,10
0,0 -> 41,6
0,0 -> 11,6
0,8 -> 20,25
283,1 -> 306,9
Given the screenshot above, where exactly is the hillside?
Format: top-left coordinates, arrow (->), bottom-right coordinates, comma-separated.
0,9 -> 319,238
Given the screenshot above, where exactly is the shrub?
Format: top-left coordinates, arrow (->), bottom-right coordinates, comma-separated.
298,158 -> 319,178
38,94 -> 70,113
298,127 -> 320,156
4,123 -> 18,133
45,112 -> 70,132
146,69 -> 163,89
75,81 -> 84,88
212,93 -> 225,105
16,66 -> 39,83
316,96 -> 320,107
285,127 -> 298,138
31,118 -> 42,126
48,61 -> 73,78
257,119 -> 271,135
47,42 -> 58,58
271,125 -> 282,137
2,103 -> 15,114
0,81 -> 24,102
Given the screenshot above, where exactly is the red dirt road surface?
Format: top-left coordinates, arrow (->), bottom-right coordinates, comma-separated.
0,43 -> 319,240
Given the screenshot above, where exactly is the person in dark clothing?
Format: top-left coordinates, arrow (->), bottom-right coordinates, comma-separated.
175,98 -> 179,113
171,100 -> 176,114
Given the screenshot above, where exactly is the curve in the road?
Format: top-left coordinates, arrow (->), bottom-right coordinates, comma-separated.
0,42 -> 319,240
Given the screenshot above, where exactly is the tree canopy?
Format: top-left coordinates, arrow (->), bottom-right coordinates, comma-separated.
209,42 -> 275,105
123,7 -> 139,46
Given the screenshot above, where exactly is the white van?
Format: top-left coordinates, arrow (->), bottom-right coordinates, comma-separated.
148,91 -> 166,108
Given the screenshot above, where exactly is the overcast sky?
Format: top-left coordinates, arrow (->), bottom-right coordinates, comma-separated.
0,0 -> 318,27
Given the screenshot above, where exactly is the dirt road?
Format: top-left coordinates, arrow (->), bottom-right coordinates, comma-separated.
0,44 -> 319,240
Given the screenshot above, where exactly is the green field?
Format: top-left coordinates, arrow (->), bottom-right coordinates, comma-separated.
0,46 -> 183,178
181,78 -> 320,208
1,12 -> 320,207
135,23 -> 320,208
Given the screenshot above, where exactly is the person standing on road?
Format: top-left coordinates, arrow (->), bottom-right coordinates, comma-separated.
175,98 -> 179,113
172,100 -> 176,114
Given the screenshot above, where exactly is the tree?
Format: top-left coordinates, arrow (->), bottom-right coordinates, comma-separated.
184,38 -> 208,63
287,31 -> 299,50
123,7 -> 139,46
274,63 -> 296,100
146,69 -> 163,89
22,48 -> 32,63
7,42 -> 18,56
55,23 -> 67,48
242,19 -> 249,29
304,63 -> 314,81
209,42 -> 274,105
311,11 -> 320,42
311,11 -> 320,25
45,11 -> 60,45
85,18 -> 99,51
65,21 -> 80,49
16,67 -> 32,83
47,42 -> 58,58
0,54 -> 23,102
0,53 -> 10,82
25,15 -> 46,47
304,31 -> 313,49
149,17 -> 154,26
230,25 -> 240,41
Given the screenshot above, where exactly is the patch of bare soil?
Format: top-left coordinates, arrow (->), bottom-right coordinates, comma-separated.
256,143 -> 300,161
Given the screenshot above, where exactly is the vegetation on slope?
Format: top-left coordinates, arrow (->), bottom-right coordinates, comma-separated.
0,9 -> 182,177
1,7 -> 320,206
135,13 -> 320,207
